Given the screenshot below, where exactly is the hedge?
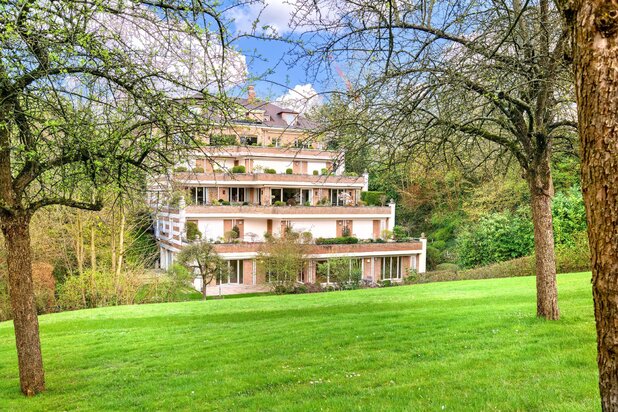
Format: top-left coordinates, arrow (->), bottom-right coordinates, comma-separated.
361,191 -> 386,206
315,236 -> 359,245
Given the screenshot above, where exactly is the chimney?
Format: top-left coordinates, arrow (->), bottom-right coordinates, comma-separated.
248,85 -> 256,103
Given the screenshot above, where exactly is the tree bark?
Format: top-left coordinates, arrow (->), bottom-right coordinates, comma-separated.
0,213 -> 45,396
568,1 -> 618,408
90,222 -> 96,272
527,151 -> 560,320
74,211 -> 84,275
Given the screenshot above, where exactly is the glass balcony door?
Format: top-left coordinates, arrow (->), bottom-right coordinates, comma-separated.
230,187 -> 247,203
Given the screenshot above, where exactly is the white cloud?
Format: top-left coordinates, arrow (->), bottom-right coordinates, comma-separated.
275,84 -> 323,114
91,4 -> 247,96
229,0 -> 296,36
228,0 -> 342,36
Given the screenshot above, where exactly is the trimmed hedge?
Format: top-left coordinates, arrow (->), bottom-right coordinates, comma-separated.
411,246 -> 590,285
315,236 -> 359,245
264,168 -> 277,174
231,165 -> 246,173
361,191 -> 386,206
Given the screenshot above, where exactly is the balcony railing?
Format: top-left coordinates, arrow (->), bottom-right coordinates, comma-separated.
172,171 -> 364,185
184,204 -> 392,215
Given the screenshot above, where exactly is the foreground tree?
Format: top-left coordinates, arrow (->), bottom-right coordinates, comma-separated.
294,0 -> 576,319
177,242 -> 223,300
0,0 -> 244,395
257,230 -> 307,291
557,1 -> 618,408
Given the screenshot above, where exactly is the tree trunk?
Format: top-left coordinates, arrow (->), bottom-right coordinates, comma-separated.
74,211 -> 84,275
526,153 -> 560,320
0,213 -> 45,396
90,219 -> 97,273
569,2 -> 618,408
115,203 -> 125,282
202,274 -> 207,300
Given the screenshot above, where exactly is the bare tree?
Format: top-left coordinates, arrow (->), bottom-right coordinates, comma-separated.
0,0 -> 245,395
557,0 -> 618,409
292,0 -> 577,319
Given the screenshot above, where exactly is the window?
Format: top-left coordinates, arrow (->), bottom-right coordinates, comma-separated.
330,189 -> 351,206
218,260 -> 244,284
240,135 -> 258,145
230,187 -> 246,203
315,260 -> 329,283
271,137 -> 281,147
281,112 -> 297,125
381,257 -> 403,280
316,258 -> 363,283
189,187 -> 208,205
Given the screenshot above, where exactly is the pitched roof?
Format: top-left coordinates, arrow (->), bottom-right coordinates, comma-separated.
185,93 -> 318,130
232,97 -> 317,130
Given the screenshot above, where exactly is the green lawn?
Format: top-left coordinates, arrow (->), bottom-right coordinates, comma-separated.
0,273 -> 599,411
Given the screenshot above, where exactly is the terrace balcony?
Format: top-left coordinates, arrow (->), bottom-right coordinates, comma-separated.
171,171 -> 365,186
183,204 -> 392,216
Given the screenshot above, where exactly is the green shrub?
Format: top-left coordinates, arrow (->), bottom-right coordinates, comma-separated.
231,165 -> 246,173
264,168 -> 277,174
393,225 -> 408,240
185,221 -> 202,241
192,166 -> 204,173
552,185 -> 587,247
273,200 -> 286,206
321,168 -> 328,175
435,263 -> 460,271
361,191 -> 387,206
173,166 -> 188,173
343,171 -> 358,177
315,236 -> 359,245
312,170 -> 319,175
456,210 -> 534,268
210,134 -> 237,145
555,231 -> 590,273
426,245 -> 443,271
285,168 -> 293,174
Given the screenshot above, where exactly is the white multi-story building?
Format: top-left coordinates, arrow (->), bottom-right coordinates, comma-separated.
151,88 -> 426,294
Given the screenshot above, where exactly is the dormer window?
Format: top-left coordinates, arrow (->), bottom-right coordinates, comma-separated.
281,112 -> 298,125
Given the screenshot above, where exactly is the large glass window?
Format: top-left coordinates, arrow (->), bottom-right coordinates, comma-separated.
315,259 -> 362,283
230,187 -> 246,203
381,257 -> 403,280
189,187 -> 208,205
218,260 -> 244,284
330,189 -> 351,206
271,188 -> 309,205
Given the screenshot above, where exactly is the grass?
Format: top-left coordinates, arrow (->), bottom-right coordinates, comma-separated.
0,272 -> 599,411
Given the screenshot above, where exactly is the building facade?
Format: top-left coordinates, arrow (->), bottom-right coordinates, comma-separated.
150,90 -> 426,295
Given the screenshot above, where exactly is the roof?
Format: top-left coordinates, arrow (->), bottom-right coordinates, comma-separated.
187,94 -> 318,130
232,98 -> 318,130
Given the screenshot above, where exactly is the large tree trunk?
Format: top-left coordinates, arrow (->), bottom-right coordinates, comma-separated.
569,2 -> 618,408
527,151 -> 560,320
0,213 -> 45,396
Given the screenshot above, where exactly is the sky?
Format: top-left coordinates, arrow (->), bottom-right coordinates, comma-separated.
224,0 -> 336,111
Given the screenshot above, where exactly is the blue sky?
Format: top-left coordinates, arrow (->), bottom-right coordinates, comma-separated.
224,0 -> 339,106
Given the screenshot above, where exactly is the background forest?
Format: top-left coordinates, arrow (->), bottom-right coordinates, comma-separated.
339,136 -> 587,274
